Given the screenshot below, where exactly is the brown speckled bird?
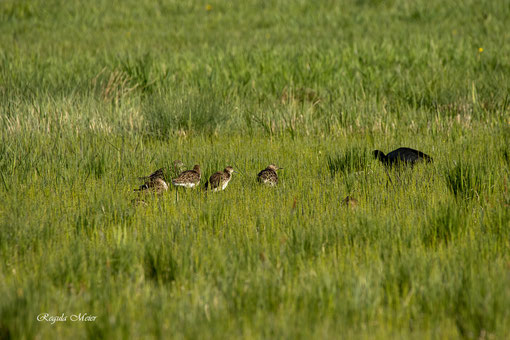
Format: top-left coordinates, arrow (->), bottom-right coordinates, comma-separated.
341,196 -> 358,208
205,166 -> 237,192
134,168 -> 169,194
172,164 -> 201,188
257,164 -> 282,186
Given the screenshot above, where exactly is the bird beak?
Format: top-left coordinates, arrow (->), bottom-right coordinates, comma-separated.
233,171 -> 239,174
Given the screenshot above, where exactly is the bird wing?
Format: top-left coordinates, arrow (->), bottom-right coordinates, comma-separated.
208,172 -> 223,188
136,177 -> 167,191
258,169 -> 276,182
409,148 -> 433,162
172,170 -> 200,184
257,169 -> 265,176
390,148 -> 432,163
139,168 -> 165,181
136,168 -> 167,191
257,170 -> 267,182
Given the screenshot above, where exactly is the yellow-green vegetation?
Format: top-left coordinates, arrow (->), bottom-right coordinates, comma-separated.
1,0 -> 510,338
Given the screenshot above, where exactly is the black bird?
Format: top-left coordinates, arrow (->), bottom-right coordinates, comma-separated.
373,147 -> 433,167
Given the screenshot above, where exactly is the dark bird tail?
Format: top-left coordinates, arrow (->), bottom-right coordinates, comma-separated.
415,150 -> 433,162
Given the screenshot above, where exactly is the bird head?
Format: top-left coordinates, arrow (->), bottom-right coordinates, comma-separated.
193,164 -> 201,174
173,160 -> 185,169
372,150 -> 386,161
225,166 -> 237,174
267,164 -> 282,171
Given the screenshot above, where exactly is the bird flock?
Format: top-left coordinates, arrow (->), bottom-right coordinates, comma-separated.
132,147 -> 432,205
133,162 -> 282,195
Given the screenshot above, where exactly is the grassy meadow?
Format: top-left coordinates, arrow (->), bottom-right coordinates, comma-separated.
1,0 -> 510,338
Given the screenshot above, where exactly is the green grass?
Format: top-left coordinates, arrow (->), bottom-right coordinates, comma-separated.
1,0 -> 510,338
